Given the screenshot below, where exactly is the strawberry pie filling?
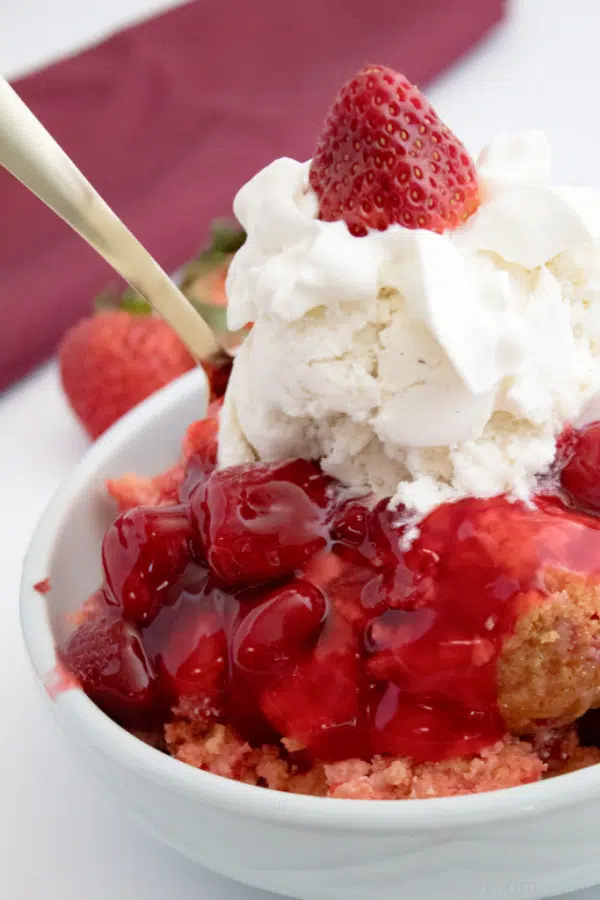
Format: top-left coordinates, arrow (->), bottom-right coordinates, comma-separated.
59,410 -> 600,774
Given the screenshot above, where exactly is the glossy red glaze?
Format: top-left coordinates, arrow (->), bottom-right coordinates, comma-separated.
232,580 -> 327,675
102,505 -> 195,625
560,422 -> 600,513
62,422 -> 600,763
188,459 -> 331,587
59,609 -> 157,727
143,563 -> 228,723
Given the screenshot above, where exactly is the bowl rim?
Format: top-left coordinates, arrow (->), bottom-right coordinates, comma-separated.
20,367 -> 600,831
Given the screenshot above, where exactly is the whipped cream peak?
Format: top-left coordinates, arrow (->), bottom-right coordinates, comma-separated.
476,129 -> 551,189
221,130 -> 600,513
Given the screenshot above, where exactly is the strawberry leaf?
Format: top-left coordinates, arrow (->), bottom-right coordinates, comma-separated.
119,289 -> 153,316
208,219 -> 246,254
94,286 -> 152,316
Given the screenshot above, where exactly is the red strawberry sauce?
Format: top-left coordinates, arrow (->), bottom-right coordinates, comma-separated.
59,421 -> 600,764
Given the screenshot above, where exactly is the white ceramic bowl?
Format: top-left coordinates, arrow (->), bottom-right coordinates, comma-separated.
20,367 -> 600,900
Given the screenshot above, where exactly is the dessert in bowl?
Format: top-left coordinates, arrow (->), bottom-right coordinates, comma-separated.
21,368 -> 600,900
20,65 -> 600,898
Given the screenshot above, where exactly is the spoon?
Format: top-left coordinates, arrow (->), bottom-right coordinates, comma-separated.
0,76 -> 226,366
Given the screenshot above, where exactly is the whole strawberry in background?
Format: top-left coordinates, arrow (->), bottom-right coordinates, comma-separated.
309,64 -> 480,236
59,221 -> 246,439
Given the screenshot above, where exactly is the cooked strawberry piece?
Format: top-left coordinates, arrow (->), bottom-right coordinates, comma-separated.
309,64 -> 480,236
179,403 -> 222,501
368,684 -> 501,763
232,580 -> 326,675
560,423 -> 600,513
102,505 -> 195,626
331,497 -> 403,568
364,499 -> 530,713
145,566 -> 228,723
260,616 -> 366,760
189,459 -> 331,587
60,614 -> 157,727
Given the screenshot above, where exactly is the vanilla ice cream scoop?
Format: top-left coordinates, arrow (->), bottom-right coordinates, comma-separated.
219,131 -> 600,514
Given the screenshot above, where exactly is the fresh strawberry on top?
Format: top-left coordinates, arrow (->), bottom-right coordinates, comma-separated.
309,64 -> 480,236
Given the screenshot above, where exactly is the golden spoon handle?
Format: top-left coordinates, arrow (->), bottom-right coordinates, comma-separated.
0,76 -> 222,363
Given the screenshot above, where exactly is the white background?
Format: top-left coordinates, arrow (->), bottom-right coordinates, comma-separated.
2,0 -> 600,898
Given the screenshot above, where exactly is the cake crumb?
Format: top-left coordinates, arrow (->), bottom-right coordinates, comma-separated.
325,738 -> 543,799
107,464 -> 184,512
163,716 -> 553,799
67,590 -> 107,626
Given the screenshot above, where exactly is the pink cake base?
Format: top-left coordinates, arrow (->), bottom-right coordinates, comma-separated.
138,716 -> 599,800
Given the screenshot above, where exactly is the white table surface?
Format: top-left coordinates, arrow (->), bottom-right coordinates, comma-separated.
3,0 -> 600,897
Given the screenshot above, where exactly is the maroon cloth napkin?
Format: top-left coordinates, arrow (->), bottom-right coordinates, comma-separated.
1,0 -> 505,390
